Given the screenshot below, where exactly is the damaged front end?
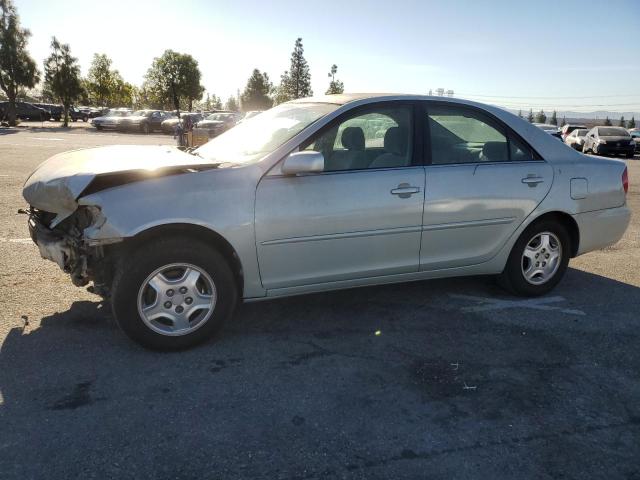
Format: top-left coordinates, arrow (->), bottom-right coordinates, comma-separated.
26,205 -> 119,296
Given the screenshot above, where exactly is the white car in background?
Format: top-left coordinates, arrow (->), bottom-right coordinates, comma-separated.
564,128 -> 589,150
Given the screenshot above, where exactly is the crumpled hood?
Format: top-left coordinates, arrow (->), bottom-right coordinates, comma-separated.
23,145 -> 215,222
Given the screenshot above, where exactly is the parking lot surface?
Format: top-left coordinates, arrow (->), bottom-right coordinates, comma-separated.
1,127 -> 639,479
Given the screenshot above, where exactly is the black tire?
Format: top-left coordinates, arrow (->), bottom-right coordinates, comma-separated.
72,117 -> 77,122
82,115 -> 88,122
96,125 -> 103,131
111,237 -> 238,350
626,152 -> 634,158
498,219 -> 571,297
141,122 -> 150,134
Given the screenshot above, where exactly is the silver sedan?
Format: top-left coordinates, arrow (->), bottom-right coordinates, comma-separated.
22,94 -> 631,350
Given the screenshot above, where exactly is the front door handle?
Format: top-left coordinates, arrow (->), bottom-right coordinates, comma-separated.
521,176 -> 544,186
391,183 -> 421,198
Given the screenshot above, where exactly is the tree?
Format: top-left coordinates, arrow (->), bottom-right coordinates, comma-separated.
550,110 -> 557,126
240,68 -> 273,111
325,64 -> 344,95
0,0 -> 39,125
628,116 -> 636,129
225,96 -> 238,111
604,116 -> 612,126
86,53 -> 113,106
143,50 -> 204,114
43,37 -> 83,127
527,109 -> 534,123
276,38 -> 312,104
517,110 -> 522,118
561,116 -> 566,127
535,109 -> 547,124
619,116 -> 625,127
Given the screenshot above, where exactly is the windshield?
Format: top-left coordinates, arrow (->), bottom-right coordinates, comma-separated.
599,127 -> 630,137
196,102 -> 339,164
576,129 -> 588,136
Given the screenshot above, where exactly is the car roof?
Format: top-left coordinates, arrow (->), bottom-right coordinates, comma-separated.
287,93 -> 509,108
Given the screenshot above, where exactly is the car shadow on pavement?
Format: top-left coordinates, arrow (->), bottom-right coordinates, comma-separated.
1,268 -> 639,478
0,128 -> 19,135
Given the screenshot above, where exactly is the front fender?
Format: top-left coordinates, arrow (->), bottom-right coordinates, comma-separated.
78,165 -> 266,298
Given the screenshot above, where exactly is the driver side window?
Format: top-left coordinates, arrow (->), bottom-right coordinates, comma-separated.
304,105 -> 413,172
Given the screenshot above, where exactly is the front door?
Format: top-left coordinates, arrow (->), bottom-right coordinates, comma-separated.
255,102 -> 425,289
420,102 -> 553,270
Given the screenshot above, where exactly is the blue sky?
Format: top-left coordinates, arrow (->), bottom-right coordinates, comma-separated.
14,0 -> 640,112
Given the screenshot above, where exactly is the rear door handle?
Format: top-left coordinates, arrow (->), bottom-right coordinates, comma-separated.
391,183 -> 421,198
521,176 -> 544,186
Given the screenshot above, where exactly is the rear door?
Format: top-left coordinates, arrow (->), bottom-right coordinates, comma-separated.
420,102 -> 553,270
255,102 -> 425,289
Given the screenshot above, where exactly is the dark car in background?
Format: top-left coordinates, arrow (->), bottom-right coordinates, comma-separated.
119,110 -> 174,133
583,126 -> 635,157
195,111 -> 242,137
533,123 -> 562,140
68,107 -> 89,122
33,103 -> 63,121
161,112 -> 203,134
0,101 -> 49,121
629,129 -> 640,152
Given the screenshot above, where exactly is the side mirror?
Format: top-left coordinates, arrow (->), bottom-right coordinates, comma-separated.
281,151 -> 324,175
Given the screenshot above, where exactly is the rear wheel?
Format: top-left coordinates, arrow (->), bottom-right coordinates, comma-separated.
499,220 -> 570,297
111,237 -> 238,350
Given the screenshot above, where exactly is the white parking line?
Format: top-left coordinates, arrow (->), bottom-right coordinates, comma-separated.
0,238 -> 33,244
450,294 -> 585,316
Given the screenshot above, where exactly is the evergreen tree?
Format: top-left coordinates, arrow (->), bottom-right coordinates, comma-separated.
535,109 -> 547,124
240,68 -> 273,111
604,116 -> 612,126
276,38 -> 312,104
527,109 -> 534,123
628,116 -> 636,129
561,116 -> 566,127
517,110 -> 522,118
619,116 -> 625,127
225,96 -> 238,111
0,0 -> 40,125
550,110 -> 557,126
325,64 -> 344,95
43,37 -> 83,127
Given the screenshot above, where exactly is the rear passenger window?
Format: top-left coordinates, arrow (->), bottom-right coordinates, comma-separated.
427,105 -> 535,164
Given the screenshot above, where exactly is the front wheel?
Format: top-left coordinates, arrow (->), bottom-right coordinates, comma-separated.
499,220 -> 570,297
111,237 -> 238,350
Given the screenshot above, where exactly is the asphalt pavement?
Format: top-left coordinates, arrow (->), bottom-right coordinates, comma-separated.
1,126 -> 639,479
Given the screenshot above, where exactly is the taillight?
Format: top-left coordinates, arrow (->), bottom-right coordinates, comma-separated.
622,167 -> 628,194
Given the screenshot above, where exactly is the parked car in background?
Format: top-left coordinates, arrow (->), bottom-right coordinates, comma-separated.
91,108 -> 132,130
583,126 -> 635,157
195,112 -> 242,137
0,101 -> 49,121
533,123 -> 562,140
161,112 -> 203,134
119,110 -> 173,133
33,103 -> 63,121
69,106 -> 89,122
22,93 -> 630,350
240,111 -> 262,122
564,128 -> 588,150
629,130 -> 640,152
560,124 -> 587,141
